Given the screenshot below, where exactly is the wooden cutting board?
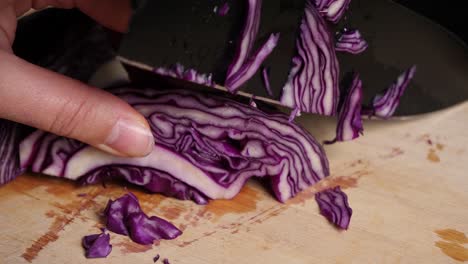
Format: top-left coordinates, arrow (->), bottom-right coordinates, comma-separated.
0,101 -> 467,264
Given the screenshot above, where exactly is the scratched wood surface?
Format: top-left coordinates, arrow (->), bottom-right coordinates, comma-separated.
0,101 -> 467,264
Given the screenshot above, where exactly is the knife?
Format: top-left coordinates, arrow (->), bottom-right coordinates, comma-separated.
117,0 -> 468,116
14,0 -> 468,116
118,0 -> 304,107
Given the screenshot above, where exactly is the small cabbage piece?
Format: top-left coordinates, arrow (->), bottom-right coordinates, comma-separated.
82,166 -> 209,205
127,212 -> 182,245
82,231 -> 112,258
226,0 -> 262,81
0,119 -> 25,184
261,67 -> 273,96
104,193 -> 182,245
249,96 -> 258,108
154,64 -> 214,87
19,88 -> 330,203
225,33 -> 280,92
364,66 -> 417,118
315,186 -> 352,229
216,2 -> 230,16
288,108 -> 301,123
326,73 -> 363,143
280,1 -> 340,116
224,0 -> 280,93
314,0 -> 351,23
335,29 -> 368,55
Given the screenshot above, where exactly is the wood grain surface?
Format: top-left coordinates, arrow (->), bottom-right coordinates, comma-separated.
0,102 -> 467,264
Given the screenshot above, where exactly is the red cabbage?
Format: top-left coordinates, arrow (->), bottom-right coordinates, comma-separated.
82,166 -> 209,204
154,64 -> 214,87
18,130 -> 207,204
314,0 -> 351,23
216,2 -> 230,16
153,254 -> 160,263
163,258 -> 170,264
0,120 -> 25,184
364,66 -> 417,118
280,1 -> 340,116
249,96 -> 258,108
104,192 -> 141,236
315,186 -> 352,229
225,0 -> 262,81
20,88 -> 330,203
261,67 -> 273,97
225,33 -> 280,92
82,230 -> 112,258
288,108 -> 301,123
326,73 -> 363,143
335,29 -> 368,55
104,193 -> 182,245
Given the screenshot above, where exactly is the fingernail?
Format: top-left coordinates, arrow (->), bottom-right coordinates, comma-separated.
99,118 -> 154,157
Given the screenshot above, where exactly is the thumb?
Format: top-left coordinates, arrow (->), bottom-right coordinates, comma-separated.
0,50 -> 154,157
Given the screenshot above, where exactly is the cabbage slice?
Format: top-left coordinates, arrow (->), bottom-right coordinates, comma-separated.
20,88 -> 330,203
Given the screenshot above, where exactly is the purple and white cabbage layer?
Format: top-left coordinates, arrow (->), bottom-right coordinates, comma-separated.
225,0 -> 262,82
225,33 -> 280,92
315,186 -> 352,229
335,29 -> 368,55
19,88 -> 330,203
0,120 -> 25,184
261,67 -> 273,96
224,0 -> 280,93
154,64 -> 214,87
363,66 -> 417,118
314,0 -> 351,23
281,1 -> 340,116
327,73 -> 363,143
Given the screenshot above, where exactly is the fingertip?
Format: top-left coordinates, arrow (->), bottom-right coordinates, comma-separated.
100,117 -> 155,157
0,50 -> 154,157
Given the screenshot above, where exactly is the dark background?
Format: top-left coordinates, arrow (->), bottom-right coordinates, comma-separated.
395,0 -> 467,44
13,1 -> 468,85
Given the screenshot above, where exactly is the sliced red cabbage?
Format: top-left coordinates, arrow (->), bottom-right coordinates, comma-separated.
153,254 -> 160,263
261,67 -> 273,96
225,33 -> 280,92
104,193 -> 182,245
280,1 -> 340,116
314,0 -> 351,23
249,96 -> 258,108
154,64 -> 214,87
163,258 -> 170,264
364,66 -> 417,118
82,231 -> 112,258
19,88 -> 330,203
216,2 -> 230,16
82,166 -> 209,204
0,120 -> 26,184
104,192 -> 141,236
127,211 -> 182,245
326,73 -> 363,144
288,108 -> 301,123
315,186 -> 352,229
225,0 -> 262,81
335,29 -> 368,55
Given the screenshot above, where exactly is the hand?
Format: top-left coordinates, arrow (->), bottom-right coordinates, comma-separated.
0,0 -> 154,157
